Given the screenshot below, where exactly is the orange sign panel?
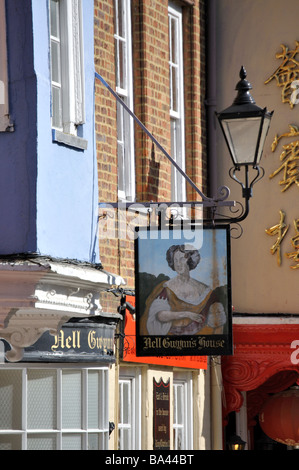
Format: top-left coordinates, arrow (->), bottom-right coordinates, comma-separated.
122,298 -> 207,370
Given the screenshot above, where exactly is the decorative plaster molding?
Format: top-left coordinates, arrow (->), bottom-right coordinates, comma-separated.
0,309 -> 74,362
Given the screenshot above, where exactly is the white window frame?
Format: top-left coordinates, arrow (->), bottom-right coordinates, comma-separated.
0,0 -> 13,132
168,4 -> 186,203
118,367 -> 141,450
0,366 -> 109,450
173,372 -> 193,450
50,0 -> 86,148
114,0 -> 135,202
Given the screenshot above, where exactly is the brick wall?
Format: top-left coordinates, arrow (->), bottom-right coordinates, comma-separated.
132,0 -> 171,202
94,0 -> 207,313
183,0 -> 207,201
94,0 -> 119,312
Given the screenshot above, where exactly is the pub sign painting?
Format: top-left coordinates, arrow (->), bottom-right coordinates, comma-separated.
135,226 -> 232,356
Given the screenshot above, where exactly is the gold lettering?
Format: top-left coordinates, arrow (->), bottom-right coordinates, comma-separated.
158,424 -> 167,433
51,330 -> 81,351
155,439 -> 170,448
88,330 -> 96,349
87,331 -> 113,352
265,210 -> 289,266
51,330 -> 65,351
143,337 -> 162,349
265,41 -> 299,108
269,140 -> 299,192
197,337 -> 226,350
51,329 -> 112,353
66,335 -> 72,349
156,408 -> 169,416
156,392 -> 169,401
285,218 -> 299,268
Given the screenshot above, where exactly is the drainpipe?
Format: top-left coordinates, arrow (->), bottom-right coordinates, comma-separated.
210,357 -> 223,450
206,0 -> 224,450
206,0 -> 218,198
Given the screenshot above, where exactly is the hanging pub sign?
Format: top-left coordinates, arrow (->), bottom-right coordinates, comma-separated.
2,319 -> 117,364
153,378 -> 170,450
135,225 -> 232,356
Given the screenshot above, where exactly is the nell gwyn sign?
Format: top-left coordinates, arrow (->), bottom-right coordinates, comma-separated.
2,321 -> 117,363
135,226 -> 232,357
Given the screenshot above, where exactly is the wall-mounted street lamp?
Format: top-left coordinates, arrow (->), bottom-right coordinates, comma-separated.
216,66 -> 273,223
96,67 -> 273,227
227,433 -> 247,451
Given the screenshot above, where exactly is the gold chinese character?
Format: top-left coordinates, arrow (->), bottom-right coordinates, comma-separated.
269,139 -> 299,191
265,41 -> 299,108
265,210 -> 289,266
285,219 -> 299,269
271,124 -> 299,152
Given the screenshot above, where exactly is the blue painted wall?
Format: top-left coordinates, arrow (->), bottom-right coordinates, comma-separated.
1,0 -> 99,263
1,0 -> 37,254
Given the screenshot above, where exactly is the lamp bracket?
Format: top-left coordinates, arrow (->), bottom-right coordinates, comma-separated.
204,165 -> 265,233
229,165 -> 265,199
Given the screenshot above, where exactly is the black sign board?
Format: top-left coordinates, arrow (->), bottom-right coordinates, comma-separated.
153,378 -> 170,450
135,226 -> 232,357
3,320 -> 117,363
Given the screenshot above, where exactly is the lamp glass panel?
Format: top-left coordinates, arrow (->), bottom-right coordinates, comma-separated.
255,115 -> 271,165
222,117 -> 262,165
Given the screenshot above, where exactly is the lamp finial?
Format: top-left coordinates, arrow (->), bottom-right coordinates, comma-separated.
240,65 -> 247,80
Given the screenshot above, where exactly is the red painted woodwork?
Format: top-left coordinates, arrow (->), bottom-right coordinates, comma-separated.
222,323 -> 299,419
246,370 -> 299,427
259,388 -> 299,446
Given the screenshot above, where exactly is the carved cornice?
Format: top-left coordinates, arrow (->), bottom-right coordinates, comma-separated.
222,323 -> 299,417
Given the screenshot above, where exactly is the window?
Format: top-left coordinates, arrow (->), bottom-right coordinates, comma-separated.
114,0 -> 135,201
0,367 -> 109,450
0,0 -> 13,132
168,4 -> 186,202
173,373 -> 193,450
118,378 -> 132,448
50,0 -> 86,148
118,368 -> 141,449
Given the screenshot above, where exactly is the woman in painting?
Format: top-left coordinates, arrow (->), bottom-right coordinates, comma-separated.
140,244 -> 226,336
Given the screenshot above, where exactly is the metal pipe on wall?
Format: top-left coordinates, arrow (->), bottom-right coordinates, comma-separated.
206,0 -> 224,450
206,0 -> 218,198
211,356 -> 224,450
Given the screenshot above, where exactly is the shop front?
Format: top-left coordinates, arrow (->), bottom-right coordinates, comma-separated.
109,295 -> 211,450
222,317 -> 299,450
0,257 -> 123,450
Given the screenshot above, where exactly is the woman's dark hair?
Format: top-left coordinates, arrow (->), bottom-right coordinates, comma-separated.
166,245 -> 200,271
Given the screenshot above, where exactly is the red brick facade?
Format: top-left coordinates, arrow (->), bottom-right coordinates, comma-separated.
94,0 -> 207,312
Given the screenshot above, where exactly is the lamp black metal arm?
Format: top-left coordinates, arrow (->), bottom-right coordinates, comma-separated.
96,67 -> 272,231
213,66 -> 273,226
206,164 -> 265,228
225,164 -> 265,223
